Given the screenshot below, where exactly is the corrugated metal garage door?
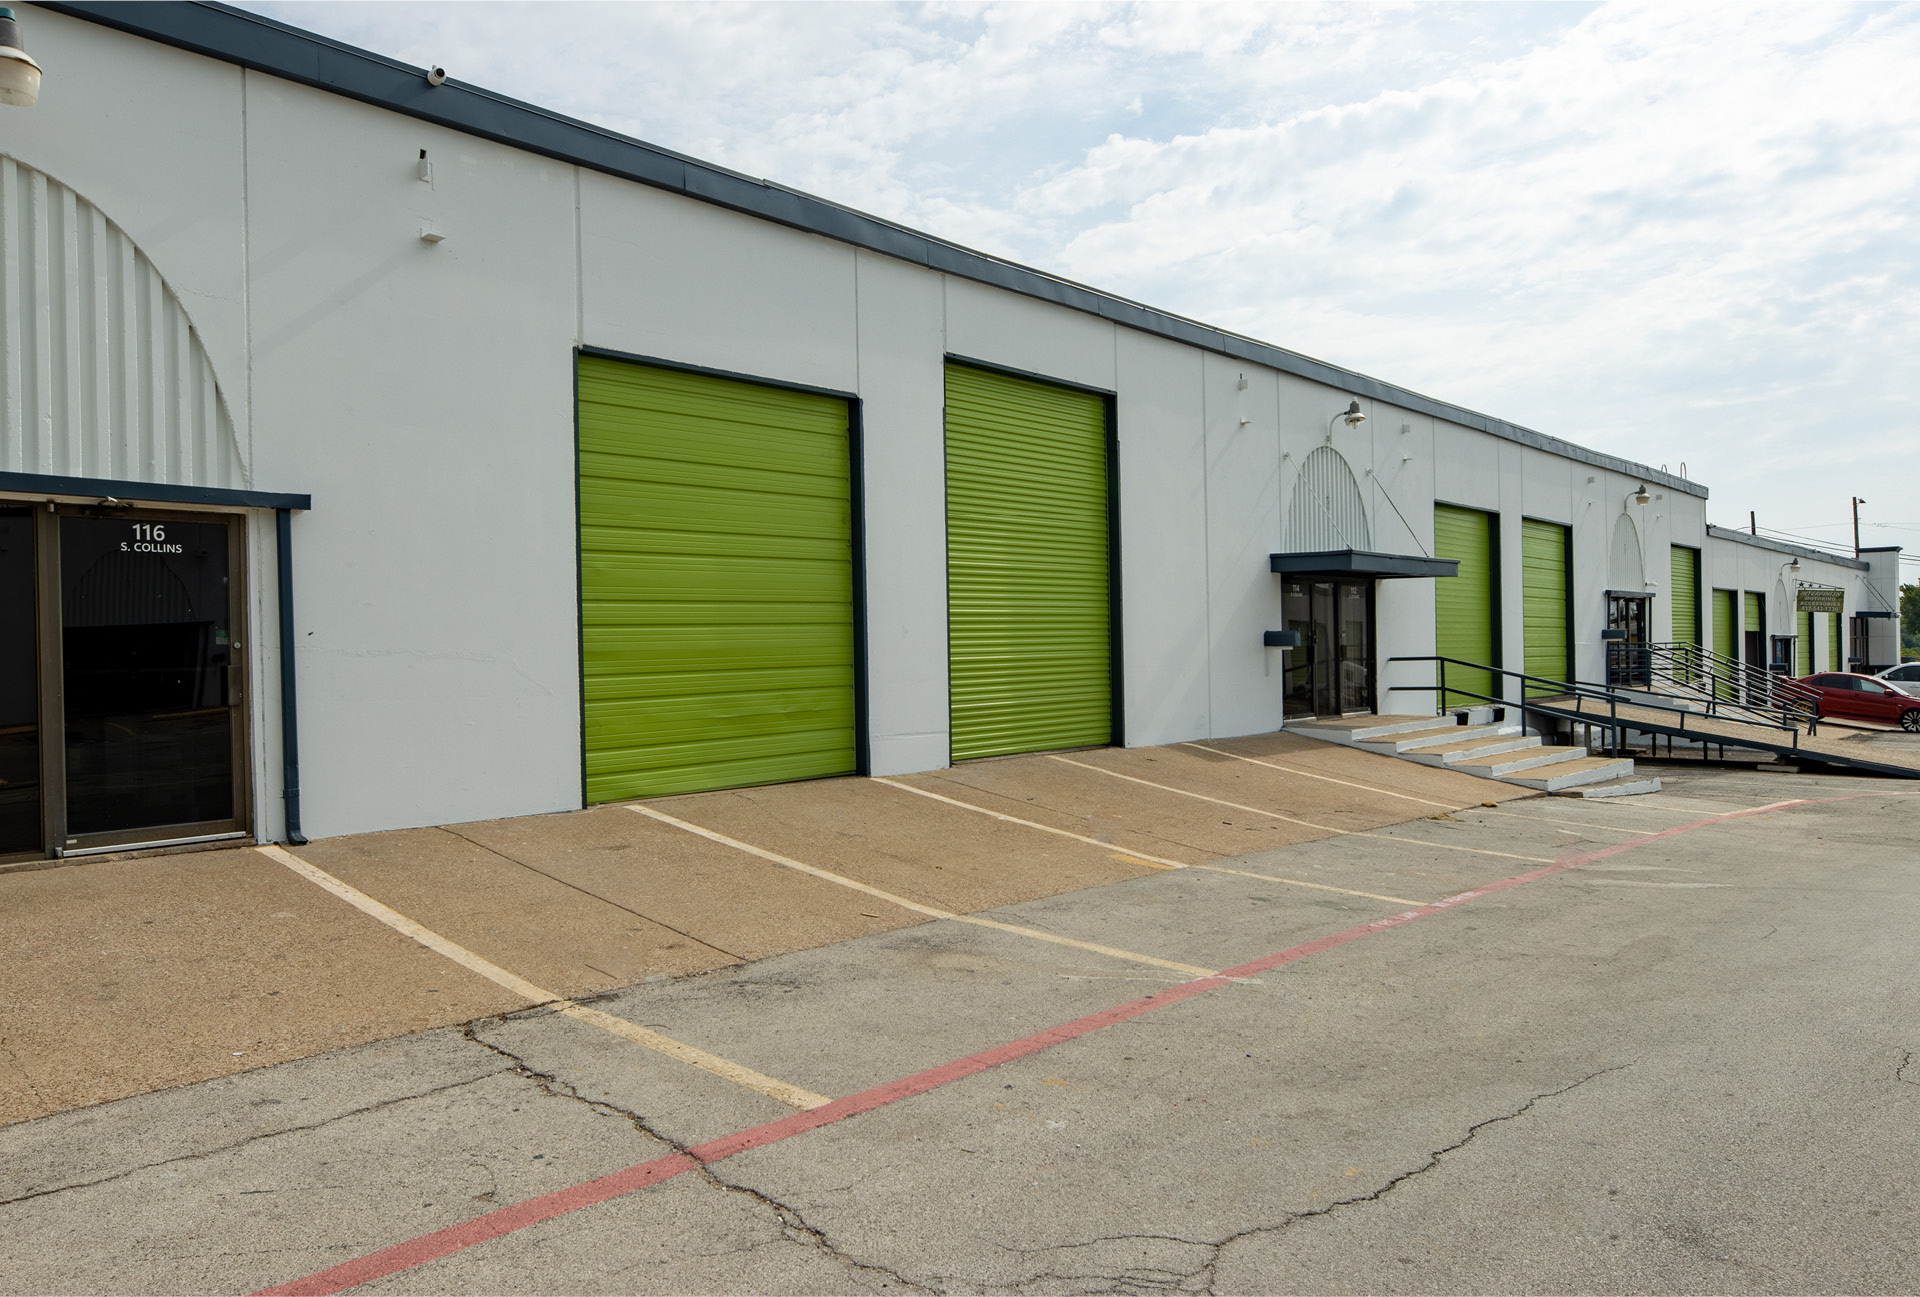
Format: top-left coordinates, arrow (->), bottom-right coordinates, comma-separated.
1744,591 -> 1763,655
1796,609 -> 1813,678
1670,546 -> 1700,647
1434,504 -> 1497,708
1830,612 -> 1842,671
1521,519 -> 1569,695
945,362 -> 1112,761
1713,589 -> 1736,697
577,355 -> 857,801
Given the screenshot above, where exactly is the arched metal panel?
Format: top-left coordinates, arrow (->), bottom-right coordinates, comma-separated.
1283,446 -> 1370,552
0,156 -> 246,489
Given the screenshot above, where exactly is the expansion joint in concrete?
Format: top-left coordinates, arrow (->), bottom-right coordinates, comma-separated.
0,1070 -> 513,1209
459,1017 -> 932,1293
988,1063 -> 1632,1296
435,826 -> 745,962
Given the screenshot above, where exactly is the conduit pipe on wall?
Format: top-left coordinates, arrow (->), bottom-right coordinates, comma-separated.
276,507 -> 307,845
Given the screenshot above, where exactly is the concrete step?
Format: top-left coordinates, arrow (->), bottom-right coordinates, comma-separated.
1358,724 -> 1521,755
1290,715 -> 1460,743
1404,735 -> 1543,767
1448,705 -> 1509,727
1447,745 -> 1593,778
1498,755 -> 1639,791
1551,772 -> 1663,798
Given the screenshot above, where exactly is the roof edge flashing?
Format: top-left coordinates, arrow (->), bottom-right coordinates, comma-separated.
1705,525 -> 1867,570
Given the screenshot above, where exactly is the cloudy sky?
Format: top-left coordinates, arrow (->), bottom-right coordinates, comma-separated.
244,1 -> 1919,567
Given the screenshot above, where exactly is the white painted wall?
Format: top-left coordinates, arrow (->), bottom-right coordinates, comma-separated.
1705,530 -> 1867,675
242,76 -> 583,838
12,4 -> 1880,850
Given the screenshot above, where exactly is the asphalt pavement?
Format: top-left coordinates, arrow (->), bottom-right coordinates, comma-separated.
2,762 -> 1916,1294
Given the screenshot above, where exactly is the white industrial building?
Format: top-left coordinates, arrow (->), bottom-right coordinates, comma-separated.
0,2 -> 1902,864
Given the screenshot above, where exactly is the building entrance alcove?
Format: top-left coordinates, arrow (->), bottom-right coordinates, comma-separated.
1280,579 -> 1375,719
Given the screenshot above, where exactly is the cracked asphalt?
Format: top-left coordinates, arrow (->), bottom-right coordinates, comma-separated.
3,764 -> 1918,1294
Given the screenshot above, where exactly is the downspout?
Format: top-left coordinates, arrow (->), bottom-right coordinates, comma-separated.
275,507 -> 307,844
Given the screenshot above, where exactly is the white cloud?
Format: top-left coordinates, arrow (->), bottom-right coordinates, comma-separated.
242,0 -> 1920,549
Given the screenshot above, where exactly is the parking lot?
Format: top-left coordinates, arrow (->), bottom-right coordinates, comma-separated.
3,740 -> 1917,1294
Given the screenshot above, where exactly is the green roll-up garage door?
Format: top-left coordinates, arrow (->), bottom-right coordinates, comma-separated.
1744,592 -> 1763,664
1670,546 -> 1700,647
1521,519 -> 1569,695
1796,609 -> 1813,678
1434,504 -> 1497,708
1830,612 -> 1842,670
1712,589 -> 1736,698
578,354 -> 857,801
945,362 -> 1112,761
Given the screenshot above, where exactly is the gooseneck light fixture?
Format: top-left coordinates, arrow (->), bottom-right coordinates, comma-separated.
0,7 -> 41,107
1631,484 -> 1652,506
1326,400 -> 1366,443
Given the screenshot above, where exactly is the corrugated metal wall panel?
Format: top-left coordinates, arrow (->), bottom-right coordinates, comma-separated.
1283,446 -> 1370,552
0,157 -> 245,489
1433,503 -> 1496,708
945,363 -> 1111,761
1521,519 -> 1569,695
1670,546 -> 1700,647
578,355 -> 857,801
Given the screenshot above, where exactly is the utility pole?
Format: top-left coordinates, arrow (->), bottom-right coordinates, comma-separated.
1852,497 -> 1865,559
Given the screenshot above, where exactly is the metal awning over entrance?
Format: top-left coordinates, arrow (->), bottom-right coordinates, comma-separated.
1270,549 -> 1460,580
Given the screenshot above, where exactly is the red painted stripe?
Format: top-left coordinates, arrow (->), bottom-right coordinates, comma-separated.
254,794 -> 1846,1296
256,1154 -> 700,1296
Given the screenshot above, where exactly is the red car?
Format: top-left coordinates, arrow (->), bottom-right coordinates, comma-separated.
1798,673 -> 1920,731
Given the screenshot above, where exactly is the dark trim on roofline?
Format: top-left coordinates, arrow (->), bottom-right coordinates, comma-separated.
44,0 -> 1706,500
0,470 -> 310,511
1705,525 -> 1868,571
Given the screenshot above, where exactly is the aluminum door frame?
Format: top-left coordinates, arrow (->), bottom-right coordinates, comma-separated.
29,503 -> 252,858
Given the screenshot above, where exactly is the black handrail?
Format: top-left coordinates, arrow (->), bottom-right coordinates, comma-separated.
1386,655 -> 1803,758
1624,641 -> 1819,732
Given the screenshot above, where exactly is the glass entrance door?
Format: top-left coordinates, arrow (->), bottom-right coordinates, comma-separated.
0,505 -> 39,858
60,515 -> 240,843
1282,579 -> 1375,719
1606,593 -> 1651,687
0,503 -> 247,858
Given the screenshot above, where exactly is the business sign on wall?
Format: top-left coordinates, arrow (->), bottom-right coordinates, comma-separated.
1795,584 -> 1844,613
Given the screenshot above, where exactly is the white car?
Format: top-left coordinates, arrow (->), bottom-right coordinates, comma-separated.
1876,662 -> 1920,696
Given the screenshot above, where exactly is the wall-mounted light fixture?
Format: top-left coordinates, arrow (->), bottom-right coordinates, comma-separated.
1326,400 -> 1366,443
0,7 -> 42,107
1630,484 -> 1652,506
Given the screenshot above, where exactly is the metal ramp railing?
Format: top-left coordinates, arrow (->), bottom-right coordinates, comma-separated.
1605,641 -> 1820,733
1386,656 -> 1807,761
1387,656 -> 1919,778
